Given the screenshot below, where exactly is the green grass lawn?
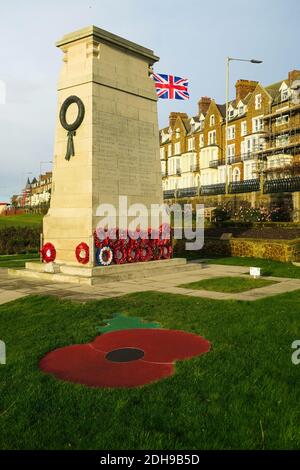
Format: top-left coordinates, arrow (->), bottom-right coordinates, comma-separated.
179,276 -> 277,293
0,253 -> 39,268
1,291 -> 300,450
0,214 -> 43,228
203,256 -> 300,279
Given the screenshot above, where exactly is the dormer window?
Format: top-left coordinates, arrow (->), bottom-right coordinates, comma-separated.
281,89 -> 290,101
175,128 -> 180,139
210,115 -> 215,126
238,105 -> 244,115
228,108 -> 234,119
200,119 -> 205,130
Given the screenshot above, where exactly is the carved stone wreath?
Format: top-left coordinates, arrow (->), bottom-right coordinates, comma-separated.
59,95 -> 85,161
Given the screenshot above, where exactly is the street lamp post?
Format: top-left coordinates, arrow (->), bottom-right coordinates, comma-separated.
225,57 -> 263,195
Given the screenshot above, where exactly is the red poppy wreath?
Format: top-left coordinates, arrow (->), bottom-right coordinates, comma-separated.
75,242 -> 89,264
40,243 -> 56,263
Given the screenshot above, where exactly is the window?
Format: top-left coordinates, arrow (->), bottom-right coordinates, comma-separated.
275,114 -> 289,126
168,144 -> 172,157
233,168 -> 240,182
190,153 -> 196,171
208,130 -> 216,145
281,89 -> 289,101
244,162 -> 254,180
199,134 -> 204,148
160,147 -> 165,159
218,167 -> 226,184
227,144 -> 235,162
200,119 -> 205,131
228,108 -> 235,119
174,142 -> 181,155
241,121 -> 247,136
252,117 -> 264,132
227,125 -> 235,140
276,134 -> 289,147
176,158 -> 181,174
255,94 -> 262,110
210,115 -> 215,126
238,105 -> 244,115
175,128 -> 180,139
188,137 -> 195,151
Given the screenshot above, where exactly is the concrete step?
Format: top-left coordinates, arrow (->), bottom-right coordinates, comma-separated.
90,262 -> 202,285
24,258 -> 187,277
8,258 -> 201,286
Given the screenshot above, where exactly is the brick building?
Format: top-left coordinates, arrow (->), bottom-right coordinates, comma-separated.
13,172 -> 53,209
160,69 -> 300,217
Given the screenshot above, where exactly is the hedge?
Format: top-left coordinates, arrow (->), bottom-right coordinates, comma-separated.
0,226 -> 40,255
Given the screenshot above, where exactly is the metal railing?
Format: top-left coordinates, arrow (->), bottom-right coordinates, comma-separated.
226,155 -> 242,164
209,159 -> 219,168
200,183 -> 226,195
264,176 -> 300,193
229,179 -> 260,194
177,187 -> 198,198
241,152 -> 255,161
163,190 -> 175,199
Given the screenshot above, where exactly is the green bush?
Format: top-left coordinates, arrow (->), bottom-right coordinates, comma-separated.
0,226 -> 40,255
212,207 -> 231,224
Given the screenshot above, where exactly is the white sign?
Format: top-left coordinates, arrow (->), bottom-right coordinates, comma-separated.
250,267 -> 261,278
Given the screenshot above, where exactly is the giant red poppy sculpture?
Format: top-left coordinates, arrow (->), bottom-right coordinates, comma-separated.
40,325 -> 211,388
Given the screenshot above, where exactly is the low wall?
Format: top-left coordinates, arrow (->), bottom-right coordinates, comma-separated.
174,237 -> 300,263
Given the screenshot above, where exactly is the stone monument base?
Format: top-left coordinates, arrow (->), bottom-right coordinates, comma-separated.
8,258 -> 200,286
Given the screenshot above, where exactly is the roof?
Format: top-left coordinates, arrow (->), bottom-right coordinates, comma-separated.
182,118 -> 191,133
216,104 -> 226,117
241,92 -> 252,105
265,79 -> 286,103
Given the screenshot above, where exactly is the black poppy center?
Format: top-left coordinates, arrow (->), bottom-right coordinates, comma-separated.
105,348 -> 145,363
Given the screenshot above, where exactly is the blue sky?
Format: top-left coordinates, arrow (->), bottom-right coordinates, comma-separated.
0,0 -> 299,201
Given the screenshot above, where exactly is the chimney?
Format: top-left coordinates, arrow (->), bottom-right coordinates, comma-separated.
288,70 -> 300,84
198,96 -> 211,115
169,112 -> 188,129
235,79 -> 258,102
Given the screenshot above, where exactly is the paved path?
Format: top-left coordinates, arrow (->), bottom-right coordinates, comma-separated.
1,262 -> 300,305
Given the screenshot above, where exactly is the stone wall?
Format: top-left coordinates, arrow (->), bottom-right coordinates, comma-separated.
174,237 -> 300,262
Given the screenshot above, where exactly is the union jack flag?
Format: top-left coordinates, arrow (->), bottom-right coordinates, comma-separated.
152,72 -> 189,100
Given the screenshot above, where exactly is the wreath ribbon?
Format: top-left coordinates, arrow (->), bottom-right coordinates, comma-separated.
65,131 -> 76,161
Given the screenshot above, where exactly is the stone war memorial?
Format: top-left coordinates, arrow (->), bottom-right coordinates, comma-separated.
10,25 -> 188,285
